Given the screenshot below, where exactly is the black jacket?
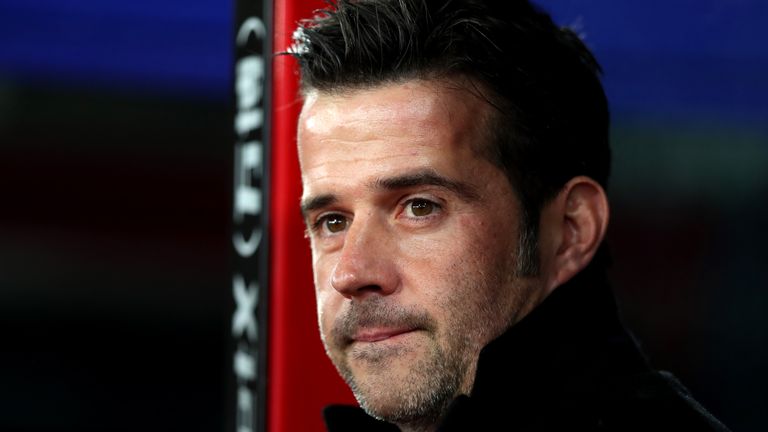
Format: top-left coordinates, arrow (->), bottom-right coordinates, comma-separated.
323,272 -> 730,431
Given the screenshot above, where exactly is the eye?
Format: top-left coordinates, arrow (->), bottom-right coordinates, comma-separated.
319,214 -> 348,234
405,198 -> 438,217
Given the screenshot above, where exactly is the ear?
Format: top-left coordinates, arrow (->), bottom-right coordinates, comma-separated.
539,176 -> 610,294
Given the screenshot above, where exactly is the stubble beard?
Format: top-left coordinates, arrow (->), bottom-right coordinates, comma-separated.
325,297 -> 472,430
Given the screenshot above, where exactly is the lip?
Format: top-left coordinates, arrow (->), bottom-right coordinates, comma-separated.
352,327 -> 416,343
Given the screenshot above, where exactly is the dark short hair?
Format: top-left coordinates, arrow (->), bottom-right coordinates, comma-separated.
290,0 -> 611,276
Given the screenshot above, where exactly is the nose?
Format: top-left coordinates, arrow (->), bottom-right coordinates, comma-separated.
330,217 -> 399,299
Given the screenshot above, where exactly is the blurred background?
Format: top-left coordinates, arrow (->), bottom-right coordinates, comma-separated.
0,0 -> 765,431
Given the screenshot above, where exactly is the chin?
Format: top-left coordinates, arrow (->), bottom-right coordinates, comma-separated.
346,361 -> 459,428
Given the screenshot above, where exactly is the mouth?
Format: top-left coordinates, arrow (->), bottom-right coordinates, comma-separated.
331,301 -> 435,351
350,327 -> 417,344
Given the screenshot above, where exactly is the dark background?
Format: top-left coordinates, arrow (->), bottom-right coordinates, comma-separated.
1,0 -> 766,430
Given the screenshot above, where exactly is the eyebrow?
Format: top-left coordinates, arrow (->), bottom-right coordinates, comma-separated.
300,169 -> 480,218
300,194 -> 337,218
370,169 -> 481,201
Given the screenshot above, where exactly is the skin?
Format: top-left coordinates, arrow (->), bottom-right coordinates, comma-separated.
297,79 -> 609,431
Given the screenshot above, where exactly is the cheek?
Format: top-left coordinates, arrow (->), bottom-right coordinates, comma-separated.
430,214 -> 517,301
438,213 -> 510,258
395,217 -> 499,291
394,236 -> 451,285
311,246 -> 337,293
315,288 -> 343,347
312,254 -> 337,328
459,210 -> 516,257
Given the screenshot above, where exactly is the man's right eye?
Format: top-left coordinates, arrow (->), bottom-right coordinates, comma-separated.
317,214 -> 348,234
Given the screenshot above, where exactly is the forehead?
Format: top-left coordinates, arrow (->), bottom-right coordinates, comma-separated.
301,81 -> 453,136
297,80 -> 493,177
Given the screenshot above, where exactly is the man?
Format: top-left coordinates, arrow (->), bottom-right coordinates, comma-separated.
290,0 -> 730,430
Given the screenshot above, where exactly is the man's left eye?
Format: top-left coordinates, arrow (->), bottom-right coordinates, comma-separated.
406,199 -> 437,217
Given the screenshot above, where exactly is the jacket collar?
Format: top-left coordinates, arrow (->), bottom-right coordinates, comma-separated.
471,270 -> 646,402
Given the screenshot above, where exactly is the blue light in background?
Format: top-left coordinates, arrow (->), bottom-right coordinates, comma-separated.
0,0 -> 235,99
0,0 -> 765,115
537,0 -> 768,124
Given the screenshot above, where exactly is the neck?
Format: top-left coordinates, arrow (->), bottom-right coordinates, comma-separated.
397,422 -> 437,432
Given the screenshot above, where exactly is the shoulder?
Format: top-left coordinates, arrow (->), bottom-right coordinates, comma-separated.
593,370 -> 730,432
437,371 -> 730,432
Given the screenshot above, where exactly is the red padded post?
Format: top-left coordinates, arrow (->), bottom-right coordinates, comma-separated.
268,1 -> 356,431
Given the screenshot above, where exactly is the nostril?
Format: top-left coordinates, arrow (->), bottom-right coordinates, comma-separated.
356,285 -> 382,294
335,284 -> 383,300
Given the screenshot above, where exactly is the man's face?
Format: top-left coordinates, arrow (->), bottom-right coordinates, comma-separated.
298,80 -> 542,425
